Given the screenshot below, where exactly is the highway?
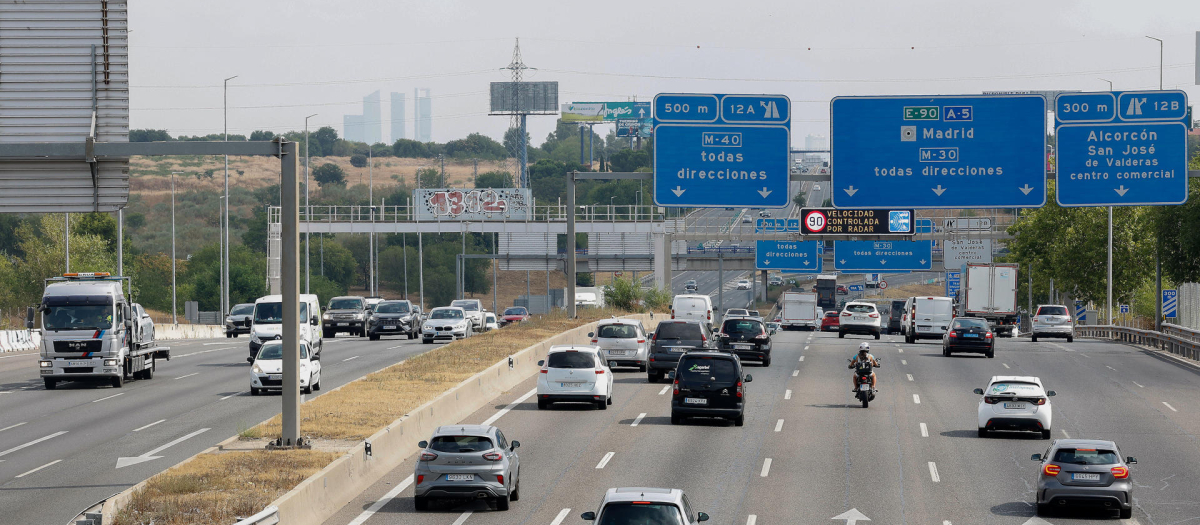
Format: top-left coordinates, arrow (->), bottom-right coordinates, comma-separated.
0,333 -> 436,525
323,331 -> 1200,525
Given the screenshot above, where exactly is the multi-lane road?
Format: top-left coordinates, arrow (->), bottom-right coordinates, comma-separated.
0,333 -> 435,525
322,330 -> 1200,525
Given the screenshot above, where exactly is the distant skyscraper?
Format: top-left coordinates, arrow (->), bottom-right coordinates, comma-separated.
390,92 -> 407,142
343,114 -> 364,143
414,88 -> 432,143
363,90 -> 382,145
805,134 -> 828,150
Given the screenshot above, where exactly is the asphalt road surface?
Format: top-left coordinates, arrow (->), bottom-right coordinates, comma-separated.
0,332 -> 440,525
323,330 -> 1200,525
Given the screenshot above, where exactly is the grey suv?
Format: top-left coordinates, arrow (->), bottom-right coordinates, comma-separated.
582,487 -> 710,524
414,425 -> 521,511
648,320 -> 714,383
1031,439 -> 1136,519
322,296 -> 368,337
367,300 -> 422,340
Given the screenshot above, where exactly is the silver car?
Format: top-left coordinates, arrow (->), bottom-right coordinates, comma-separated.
414,425 -> 521,511
592,318 -> 649,372
1031,304 -> 1074,343
1031,439 -> 1136,519
582,487 -> 710,524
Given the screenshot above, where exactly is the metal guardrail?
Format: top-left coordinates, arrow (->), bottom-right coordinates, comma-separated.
233,506 -> 279,525
1077,325 -> 1200,362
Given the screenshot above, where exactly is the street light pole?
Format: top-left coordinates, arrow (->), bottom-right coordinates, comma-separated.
1146,36 -> 1163,89
304,113 -> 317,295
223,74 -> 237,317
1147,35 -> 1164,329
171,171 -> 183,324
1099,78 -> 1113,90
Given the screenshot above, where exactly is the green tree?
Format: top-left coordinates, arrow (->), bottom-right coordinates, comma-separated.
316,239 -> 359,290
74,212 -> 118,251
308,274 -> 346,306
475,171 -> 513,189
181,243 -> 265,311
393,139 -> 430,158
350,154 -> 368,168
130,129 -> 173,142
793,191 -> 808,208
444,133 -> 507,160
313,163 -> 347,187
416,167 -> 441,189
312,126 -> 339,157
1151,178 -> 1200,283
608,148 -> 649,172
503,127 -> 530,154
249,130 -> 277,141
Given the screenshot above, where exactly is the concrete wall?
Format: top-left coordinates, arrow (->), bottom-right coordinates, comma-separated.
0,330 -> 39,352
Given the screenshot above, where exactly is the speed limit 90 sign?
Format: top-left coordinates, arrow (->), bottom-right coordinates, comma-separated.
804,210 -> 827,233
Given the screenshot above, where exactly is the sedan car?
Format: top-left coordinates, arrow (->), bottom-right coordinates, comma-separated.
581,487 -> 709,524
741,215 -> 751,224
421,307 -> 472,343
592,318 -> 650,372
250,340 -> 321,395
1032,304 -> 1074,343
1031,439 -> 1136,519
499,306 -> 530,327
718,317 -> 771,366
820,310 -> 841,332
736,279 -> 751,290
414,425 -> 520,511
943,317 -> 995,357
537,345 -> 613,409
974,375 -> 1055,439
838,301 -> 881,339
671,351 -> 752,426
225,303 -> 254,338
367,300 -> 420,340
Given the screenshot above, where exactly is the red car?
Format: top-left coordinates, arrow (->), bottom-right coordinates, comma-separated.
821,310 -> 841,331
499,306 -> 531,327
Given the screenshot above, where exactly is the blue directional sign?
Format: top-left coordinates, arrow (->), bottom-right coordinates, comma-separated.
1054,90 -> 1189,207
833,240 -> 933,272
755,218 -> 800,233
755,240 -> 821,272
1120,304 -> 1130,314
1075,301 -> 1087,322
946,270 -> 962,298
847,284 -> 864,292
830,95 -> 1047,209
654,93 -> 791,208
1163,289 -> 1178,319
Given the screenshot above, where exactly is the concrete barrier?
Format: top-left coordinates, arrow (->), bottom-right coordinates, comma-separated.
154,323 -> 224,341
0,329 -> 39,352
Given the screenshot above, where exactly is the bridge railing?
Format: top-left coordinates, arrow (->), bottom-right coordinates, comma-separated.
295,204 -> 667,224
1076,324 -> 1200,363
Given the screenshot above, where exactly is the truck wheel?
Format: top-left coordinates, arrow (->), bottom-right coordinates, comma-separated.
44,378 -> 56,390
251,387 -> 259,396
143,360 -> 154,379
323,330 -> 334,339
1031,336 -> 1038,342
111,375 -> 123,388
874,332 -> 880,340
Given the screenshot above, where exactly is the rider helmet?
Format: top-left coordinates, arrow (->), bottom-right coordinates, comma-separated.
858,342 -> 870,353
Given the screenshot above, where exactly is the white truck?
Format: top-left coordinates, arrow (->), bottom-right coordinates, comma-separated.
958,263 -> 1020,336
574,287 -> 606,309
32,273 -> 170,389
780,291 -> 819,331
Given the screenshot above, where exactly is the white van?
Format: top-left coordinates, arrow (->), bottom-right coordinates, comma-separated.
671,294 -> 715,329
904,296 -> 955,343
248,294 -> 323,362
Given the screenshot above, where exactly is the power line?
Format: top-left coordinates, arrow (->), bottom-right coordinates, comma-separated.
130,70 -> 494,89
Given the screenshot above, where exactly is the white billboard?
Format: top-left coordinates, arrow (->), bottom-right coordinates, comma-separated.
415,188 -> 534,221
943,238 -> 993,270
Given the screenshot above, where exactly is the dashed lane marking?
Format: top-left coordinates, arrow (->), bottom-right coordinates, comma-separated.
481,388 -> 537,426
631,413 -> 646,427
1163,402 -> 1178,412
775,419 -> 784,432
133,419 -> 165,432
451,511 -> 472,525
906,374 -> 913,382
92,393 -> 123,403
0,422 -> 26,433
792,370 -> 799,377
746,516 -> 757,525
913,394 -> 921,404
760,458 -> 772,477
174,372 -> 199,380
1106,365 -> 1116,371
1133,381 -> 1144,388
659,385 -> 671,395
1002,363 -> 1010,369
799,356 -> 805,362
928,461 -> 941,482
901,359 -> 907,365
804,346 -> 809,350
596,452 -> 615,469
15,459 -> 61,479
0,431 -> 68,459
1061,429 -> 1071,438
784,390 -> 792,400
898,348 -> 903,353
920,423 -> 928,437
345,475 -> 414,525
343,356 -> 361,362
550,509 -> 572,525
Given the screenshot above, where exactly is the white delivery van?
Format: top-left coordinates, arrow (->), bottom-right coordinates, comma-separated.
780,291 -> 819,331
671,294 -> 715,329
249,294 -> 323,362
904,296 -> 955,343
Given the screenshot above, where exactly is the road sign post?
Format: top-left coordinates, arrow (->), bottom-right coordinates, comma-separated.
755,240 -> 822,272
833,240 -> 933,272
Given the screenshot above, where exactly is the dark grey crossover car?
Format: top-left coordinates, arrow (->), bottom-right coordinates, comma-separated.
414,425 -> 521,511
1031,439 -> 1137,519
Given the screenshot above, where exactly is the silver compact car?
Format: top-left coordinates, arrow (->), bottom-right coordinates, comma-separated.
1032,304 -> 1074,343
414,425 -> 521,511
1031,439 -> 1137,519
592,318 -> 650,372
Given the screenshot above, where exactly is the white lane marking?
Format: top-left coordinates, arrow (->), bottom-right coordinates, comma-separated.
92,393 -> 124,403
901,359 -> 908,365
906,374 -> 914,382
804,346 -> 810,350
342,355 -> 361,362
658,385 -> 671,395
346,474 -> 414,525
0,431 -> 68,458
550,508 -> 572,525
202,342 -> 229,345
451,511 -> 472,525
943,521 -> 952,525
481,388 -> 537,426
174,372 -> 199,380
0,391 -> 10,394
1106,365 -> 1116,371
133,419 -> 166,432
1003,363 -> 1010,369
799,356 -> 805,362
913,394 -> 921,404
928,461 -> 941,482
631,413 -> 646,427
898,348 -> 904,353
1133,381 -> 1144,388
15,459 -> 61,478
220,393 -> 239,400
747,515 -> 757,525
775,419 -> 784,432
0,422 -> 26,433
175,347 -> 235,358
1080,353 -> 1091,358
1163,402 -> 1178,412
386,345 -> 406,349
595,452 -> 615,469
760,457 -> 772,477
920,423 -> 929,437
784,389 -> 792,400
116,428 -> 211,469
1061,429 -> 1071,439
792,370 -> 799,377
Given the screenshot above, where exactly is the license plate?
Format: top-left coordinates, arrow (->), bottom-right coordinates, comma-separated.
918,326 -> 931,332
384,325 -> 396,329
1072,473 -> 1101,481
68,360 -> 92,367
1004,402 -> 1027,409
859,384 -> 871,391
338,323 -> 348,326
733,344 -> 753,350
560,382 -> 584,388
684,397 -> 708,405
268,374 -> 282,380
608,350 -> 628,356
438,332 -> 453,336
446,474 -> 474,481
669,347 -> 687,353
854,316 -> 866,321
963,333 -> 979,338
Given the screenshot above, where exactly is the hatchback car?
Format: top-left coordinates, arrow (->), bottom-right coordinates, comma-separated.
537,345 -> 613,409
836,285 -> 848,295
413,425 -> 520,511
741,215 -> 751,224
499,306 -> 530,327
736,279 -> 751,290
671,352 -> 752,426
367,300 -> 421,340
944,317 -> 995,357
839,302 -> 882,339
974,376 -> 1056,439
1032,304 -> 1074,343
592,318 -> 650,372
581,487 -> 710,524
422,307 -> 472,343
718,317 -> 771,366
1031,439 -> 1136,519
820,310 -> 841,331
683,279 -> 698,293
648,320 -> 715,383
250,341 -> 321,395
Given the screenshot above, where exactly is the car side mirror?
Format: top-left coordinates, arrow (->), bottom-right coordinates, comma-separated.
1031,453 -> 1042,461
321,305 -> 327,312
311,315 -> 319,326
587,332 -> 594,338
510,440 -> 520,450
581,511 -> 596,521
698,512 -> 710,522
366,308 -> 373,314
311,353 -> 320,361
122,304 -> 132,328
537,360 -> 545,366
1046,390 -> 1056,397
246,356 -> 254,363
744,374 -> 753,382
667,370 -> 676,380
1126,456 -> 1137,465
25,306 -> 34,329
418,440 -> 428,449
973,388 -> 984,395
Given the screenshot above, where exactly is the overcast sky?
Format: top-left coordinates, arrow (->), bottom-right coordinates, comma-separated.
129,0 -> 1199,148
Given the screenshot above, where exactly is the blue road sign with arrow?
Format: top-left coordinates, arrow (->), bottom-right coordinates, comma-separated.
1163,289 -> 1178,319
830,95 -> 1046,209
654,93 -> 791,208
755,240 -> 822,272
755,217 -> 800,233
833,240 -> 933,272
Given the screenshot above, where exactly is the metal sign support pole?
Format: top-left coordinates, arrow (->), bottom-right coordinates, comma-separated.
567,171 -> 577,319
280,140 -> 301,445
1107,206 -> 1113,324
117,208 -> 123,276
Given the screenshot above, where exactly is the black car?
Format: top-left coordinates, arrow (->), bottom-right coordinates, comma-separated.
717,317 -> 771,366
367,300 -> 422,341
888,300 -> 906,334
647,320 -> 714,383
323,295 -> 369,337
671,352 -> 752,426
943,317 -> 995,358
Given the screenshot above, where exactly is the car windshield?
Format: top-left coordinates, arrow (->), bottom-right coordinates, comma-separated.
1038,306 -> 1068,316
429,435 -> 493,453
451,301 -> 480,311
722,319 -> 763,335
598,324 -> 638,339
230,304 -> 254,315
953,318 -> 989,329
375,302 -> 410,314
328,298 -> 363,310
430,309 -> 464,320
1052,448 -> 1120,465
845,304 -> 875,314
679,356 -> 739,382
254,302 -> 283,324
256,343 -> 309,360
43,304 -> 114,331
987,382 -> 1044,395
656,322 -> 702,340
825,311 -> 840,318
503,307 -> 527,316
727,309 -> 748,316
547,351 -> 596,369
748,310 -> 760,316
598,503 -> 684,525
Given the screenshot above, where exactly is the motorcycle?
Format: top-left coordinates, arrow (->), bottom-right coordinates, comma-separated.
849,357 -> 881,408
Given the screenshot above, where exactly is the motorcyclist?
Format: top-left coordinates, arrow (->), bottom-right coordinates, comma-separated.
849,342 -> 880,391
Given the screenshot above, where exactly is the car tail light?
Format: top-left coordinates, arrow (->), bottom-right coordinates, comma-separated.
1036,397 -> 1046,405
540,369 -> 547,373
652,333 -> 658,342
591,338 -> 598,343
707,311 -> 711,320
596,369 -> 605,374
701,334 -> 707,343
869,313 -> 879,318
496,474 -> 505,484
483,452 -> 502,461
736,381 -> 744,398
949,332 -> 957,338
671,309 -> 675,319
673,379 -> 679,396
842,312 -> 851,317
632,501 -> 653,504
983,396 -> 1000,404
417,474 -> 424,484
1111,466 -> 1129,479
419,452 -> 438,461
637,339 -> 646,344
985,332 -> 994,339
1043,464 -> 1061,477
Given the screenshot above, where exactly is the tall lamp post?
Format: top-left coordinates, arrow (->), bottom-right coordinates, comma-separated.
1147,35 -> 1164,330
1099,78 -> 1113,90
304,113 -> 317,294
170,171 -> 183,324
222,74 -> 238,317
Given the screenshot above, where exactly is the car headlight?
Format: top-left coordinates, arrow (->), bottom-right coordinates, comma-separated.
323,313 -> 331,320
225,317 -> 234,323
104,359 -> 118,367
40,360 -> 52,368
354,313 -> 365,320
252,364 -> 263,374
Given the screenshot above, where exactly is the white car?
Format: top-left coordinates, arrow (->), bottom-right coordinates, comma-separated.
250,340 -> 321,395
536,345 -> 613,410
1031,304 -> 1074,343
839,301 -> 882,339
450,299 -> 485,330
592,318 -> 650,372
736,279 -> 751,290
422,307 -> 472,343
974,376 -> 1055,439
483,312 -> 499,332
